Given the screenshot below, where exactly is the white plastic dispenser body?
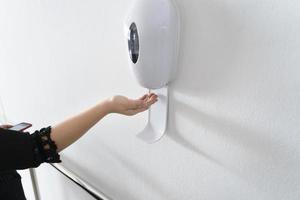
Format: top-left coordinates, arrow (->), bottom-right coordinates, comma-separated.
125,0 -> 180,89
124,0 -> 180,143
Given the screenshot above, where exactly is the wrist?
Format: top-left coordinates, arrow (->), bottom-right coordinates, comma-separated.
101,98 -> 114,115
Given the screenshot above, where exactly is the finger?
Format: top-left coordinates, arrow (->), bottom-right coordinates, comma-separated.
147,93 -> 156,99
131,93 -> 157,109
0,124 -> 13,129
3,124 -> 13,128
128,96 -> 157,115
145,93 -> 156,100
139,94 -> 148,100
146,98 -> 158,107
128,99 -> 145,109
146,94 -> 158,103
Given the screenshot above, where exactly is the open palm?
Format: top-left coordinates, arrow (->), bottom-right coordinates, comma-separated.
110,93 -> 158,116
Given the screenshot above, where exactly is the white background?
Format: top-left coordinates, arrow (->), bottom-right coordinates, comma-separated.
0,0 -> 300,199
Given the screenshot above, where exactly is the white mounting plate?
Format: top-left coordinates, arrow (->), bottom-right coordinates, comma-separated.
137,86 -> 169,143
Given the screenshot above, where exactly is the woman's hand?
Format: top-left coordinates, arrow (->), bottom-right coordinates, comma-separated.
108,93 -> 158,116
0,124 -> 13,129
51,93 -> 158,152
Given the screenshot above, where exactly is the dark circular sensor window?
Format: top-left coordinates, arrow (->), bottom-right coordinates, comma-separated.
128,22 -> 139,64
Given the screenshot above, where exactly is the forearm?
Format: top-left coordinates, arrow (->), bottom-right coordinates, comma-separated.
49,93 -> 157,152
51,99 -> 112,152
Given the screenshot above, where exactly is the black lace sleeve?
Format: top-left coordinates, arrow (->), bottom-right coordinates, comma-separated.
0,126 -> 61,171
31,126 -> 61,165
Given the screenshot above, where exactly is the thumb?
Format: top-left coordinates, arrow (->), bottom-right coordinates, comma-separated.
0,124 -> 13,129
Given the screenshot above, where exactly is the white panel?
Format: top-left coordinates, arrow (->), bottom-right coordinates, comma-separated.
36,165 -> 95,200
0,0 -> 299,200
18,170 -> 36,200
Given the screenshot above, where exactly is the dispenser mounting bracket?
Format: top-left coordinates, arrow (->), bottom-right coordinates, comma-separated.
137,86 -> 169,143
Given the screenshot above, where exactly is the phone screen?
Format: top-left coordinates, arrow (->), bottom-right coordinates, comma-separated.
9,122 -> 32,131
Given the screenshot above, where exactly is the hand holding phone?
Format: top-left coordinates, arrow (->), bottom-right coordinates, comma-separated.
9,122 -> 32,132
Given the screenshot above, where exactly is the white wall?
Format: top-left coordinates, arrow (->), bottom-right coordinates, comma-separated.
0,0 -> 300,200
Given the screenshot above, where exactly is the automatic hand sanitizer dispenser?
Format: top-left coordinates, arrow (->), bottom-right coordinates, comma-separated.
125,0 -> 180,143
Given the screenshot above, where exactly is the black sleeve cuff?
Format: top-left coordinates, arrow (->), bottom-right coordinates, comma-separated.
31,126 -> 61,165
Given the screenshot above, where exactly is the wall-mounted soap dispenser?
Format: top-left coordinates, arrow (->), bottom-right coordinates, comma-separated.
124,0 -> 180,143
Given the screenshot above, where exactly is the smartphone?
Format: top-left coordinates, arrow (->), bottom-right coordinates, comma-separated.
9,122 -> 32,132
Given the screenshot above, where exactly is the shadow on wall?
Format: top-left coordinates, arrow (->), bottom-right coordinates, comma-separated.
167,94 -> 223,166
167,0 -> 300,195
57,155 -> 138,200
174,0 -> 246,96
167,90 -> 300,197
168,94 -> 281,165
60,146 -> 175,200
166,0 -> 251,168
